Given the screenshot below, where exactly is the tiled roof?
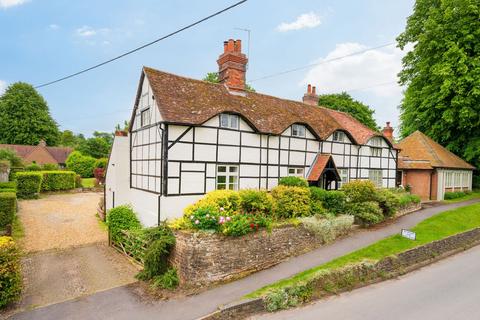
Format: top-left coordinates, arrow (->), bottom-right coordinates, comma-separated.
397,131 -> 475,170
307,154 -> 334,181
398,157 -> 433,170
0,144 -> 73,164
143,67 -> 391,146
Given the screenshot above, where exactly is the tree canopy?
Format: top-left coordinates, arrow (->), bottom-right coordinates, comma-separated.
317,92 -> 379,131
203,72 -> 256,92
397,0 -> 480,169
0,82 -> 60,146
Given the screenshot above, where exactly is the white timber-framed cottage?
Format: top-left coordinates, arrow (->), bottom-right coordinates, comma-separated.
105,39 -> 399,226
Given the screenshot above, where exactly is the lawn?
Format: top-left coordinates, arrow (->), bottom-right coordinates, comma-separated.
81,178 -> 96,188
247,202 -> 480,298
443,190 -> 480,203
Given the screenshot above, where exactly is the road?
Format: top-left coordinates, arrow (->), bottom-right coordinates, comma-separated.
253,245 -> 480,320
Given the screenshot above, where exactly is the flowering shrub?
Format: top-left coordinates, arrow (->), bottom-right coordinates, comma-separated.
239,189 -> 273,215
222,213 -> 271,237
187,206 -> 223,231
271,185 -> 311,218
184,190 -> 240,217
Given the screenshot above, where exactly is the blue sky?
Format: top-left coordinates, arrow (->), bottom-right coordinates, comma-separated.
0,0 -> 414,137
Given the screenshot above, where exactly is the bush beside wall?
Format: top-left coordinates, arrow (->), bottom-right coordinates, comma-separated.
0,237 -> 22,309
15,172 -> 42,199
0,193 -> 16,229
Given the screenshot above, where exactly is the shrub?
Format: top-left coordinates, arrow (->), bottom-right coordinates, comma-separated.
341,180 -> 377,202
0,148 -> 23,167
300,215 -> 354,244
444,191 -> 466,200
184,190 -> 240,216
25,163 -> 42,171
15,172 -> 42,199
222,214 -> 271,237
65,151 -> 96,178
94,158 -> 108,169
0,182 -> 16,190
74,174 -> 82,188
398,194 -> 421,208
278,176 -> 309,188
40,171 -> 76,191
186,206 -> 221,231
0,193 -> 16,229
346,201 -> 384,225
271,185 -> 311,219
152,268 -> 179,289
0,160 -> 9,174
0,189 -> 16,194
106,205 -> 142,243
239,189 -> 273,215
8,167 -> 24,181
375,189 -> 400,217
0,237 -> 22,308
93,167 -> 105,184
309,187 -> 346,215
265,284 -> 313,312
42,163 -> 59,171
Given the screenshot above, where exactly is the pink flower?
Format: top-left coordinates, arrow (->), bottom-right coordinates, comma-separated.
226,216 -> 231,221
195,220 -> 200,225
220,207 -> 225,211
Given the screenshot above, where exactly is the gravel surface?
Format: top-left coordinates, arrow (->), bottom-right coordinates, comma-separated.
18,192 -> 107,253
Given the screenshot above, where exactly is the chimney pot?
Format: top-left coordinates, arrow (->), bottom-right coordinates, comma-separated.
307,84 -> 312,94
382,121 -> 394,141
303,84 -> 319,106
312,86 -> 316,95
223,41 -> 228,52
235,39 -> 242,52
227,39 -> 235,52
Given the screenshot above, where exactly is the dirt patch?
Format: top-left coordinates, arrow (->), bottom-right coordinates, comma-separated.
17,193 -> 106,253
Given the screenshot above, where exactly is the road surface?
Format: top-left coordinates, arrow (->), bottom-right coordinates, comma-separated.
253,245 -> 480,320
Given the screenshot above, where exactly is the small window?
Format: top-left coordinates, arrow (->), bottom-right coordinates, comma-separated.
333,131 -> 345,142
370,137 -> 383,147
288,167 -> 304,177
140,109 -> 150,127
445,171 -> 453,187
338,168 -> 349,188
220,114 -> 239,129
216,165 -> 239,190
370,147 -> 382,157
291,124 -> 306,137
369,169 -> 382,187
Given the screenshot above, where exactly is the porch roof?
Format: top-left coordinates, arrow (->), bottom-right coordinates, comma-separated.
307,154 -> 339,182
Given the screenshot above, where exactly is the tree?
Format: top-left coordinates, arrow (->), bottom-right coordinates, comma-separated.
203,72 -> 256,92
0,148 -> 23,167
397,0 -> 480,169
317,92 -> 379,131
0,82 -> 60,146
77,131 -> 113,159
65,151 -> 96,178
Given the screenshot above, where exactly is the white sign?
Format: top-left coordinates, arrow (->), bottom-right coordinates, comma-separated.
401,229 -> 416,240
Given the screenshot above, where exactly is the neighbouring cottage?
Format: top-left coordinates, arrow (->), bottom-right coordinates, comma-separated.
105,39 -> 398,226
396,131 -> 475,201
0,140 -> 72,168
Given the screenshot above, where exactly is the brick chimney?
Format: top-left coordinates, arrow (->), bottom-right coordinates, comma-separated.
382,122 -> 394,141
217,39 -> 248,94
302,84 -> 319,106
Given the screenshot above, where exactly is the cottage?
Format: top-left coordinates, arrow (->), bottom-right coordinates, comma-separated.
0,140 -> 72,168
397,131 -> 475,200
105,39 -> 398,226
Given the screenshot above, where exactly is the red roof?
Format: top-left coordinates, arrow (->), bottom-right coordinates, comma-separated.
0,144 -> 73,165
307,154 -> 334,181
141,67 -> 393,146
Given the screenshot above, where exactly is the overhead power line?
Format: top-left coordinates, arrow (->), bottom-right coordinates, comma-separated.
248,42 -> 395,83
34,0 -> 247,89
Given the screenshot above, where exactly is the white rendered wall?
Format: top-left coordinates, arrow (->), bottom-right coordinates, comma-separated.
105,136 -> 131,211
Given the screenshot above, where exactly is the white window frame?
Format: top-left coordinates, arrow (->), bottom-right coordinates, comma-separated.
333,131 -> 345,142
219,114 -> 239,129
445,171 -> 453,188
369,169 -> 383,187
288,167 -> 304,177
338,168 -> 349,188
370,137 -> 383,147
216,165 -> 239,190
370,147 -> 382,157
140,108 -> 150,127
291,124 -> 306,137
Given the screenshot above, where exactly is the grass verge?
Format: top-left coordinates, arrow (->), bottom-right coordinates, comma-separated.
443,191 -> 480,203
81,178 -> 96,188
246,202 -> 480,298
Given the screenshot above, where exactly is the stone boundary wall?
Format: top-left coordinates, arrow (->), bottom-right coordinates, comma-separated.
396,202 -> 422,217
200,226 -> 480,320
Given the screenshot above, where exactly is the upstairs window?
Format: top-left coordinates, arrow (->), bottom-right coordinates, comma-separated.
216,165 -> 239,190
288,167 -> 304,177
292,124 -> 306,137
220,114 -> 239,129
333,131 -> 346,142
140,108 -> 150,127
370,137 -> 383,147
370,147 -> 382,157
338,168 -> 349,188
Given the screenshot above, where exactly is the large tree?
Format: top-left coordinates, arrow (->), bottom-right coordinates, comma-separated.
0,82 -> 60,146
317,92 -> 379,131
397,0 -> 480,169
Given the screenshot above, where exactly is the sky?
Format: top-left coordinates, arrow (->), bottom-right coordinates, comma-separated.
0,0 -> 415,138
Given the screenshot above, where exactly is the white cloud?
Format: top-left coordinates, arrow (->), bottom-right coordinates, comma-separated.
0,0 -> 27,9
76,25 -> 97,37
49,24 -> 60,30
277,12 -> 321,32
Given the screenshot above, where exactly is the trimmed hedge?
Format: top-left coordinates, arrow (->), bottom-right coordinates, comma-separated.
0,193 -> 16,229
40,171 -> 76,191
0,182 -> 16,190
279,176 -> 309,188
15,172 -> 42,199
271,185 -> 311,218
0,237 -> 22,308
444,191 -> 466,200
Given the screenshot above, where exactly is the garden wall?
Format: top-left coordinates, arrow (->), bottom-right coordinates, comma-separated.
170,224 -> 322,286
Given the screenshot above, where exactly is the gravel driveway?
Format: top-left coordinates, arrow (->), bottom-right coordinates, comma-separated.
18,192 -> 107,253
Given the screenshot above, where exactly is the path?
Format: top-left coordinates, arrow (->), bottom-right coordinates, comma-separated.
10,199 -> 480,320
252,244 -> 480,320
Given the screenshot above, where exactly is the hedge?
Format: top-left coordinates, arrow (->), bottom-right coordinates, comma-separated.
15,172 -> 43,199
0,237 -> 22,308
40,171 -> 76,191
66,151 -> 96,178
0,193 -> 16,229
0,182 -> 16,190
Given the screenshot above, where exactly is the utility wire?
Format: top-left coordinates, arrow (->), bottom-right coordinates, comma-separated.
248,42 -> 395,83
34,0 -> 247,89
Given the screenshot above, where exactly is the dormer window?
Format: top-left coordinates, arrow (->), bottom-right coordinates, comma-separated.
140,108 -> 150,127
333,131 -> 346,142
220,114 -> 239,129
292,124 -> 305,137
370,137 -> 383,147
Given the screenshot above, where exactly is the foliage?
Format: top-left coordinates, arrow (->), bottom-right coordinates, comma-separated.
278,176 -> 309,188
0,148 -> 23,167
8,167 -> 24,181
398,193 -> 421,207
375,189 -> 400,217
203,72 -> 256,92
25,163 -> 42,171
345,201 -> 384,225
15,172 -> 42,199
106,205 -> 142,243
444,191 -> 466,200
59,130 -> 83,148
300,215 -> 354,244
184,190 -> 240,217
221,213 -> 271,237
186,206 -> 221,231
0,82 -> 60,146
94,158 -> 108,169
42,163 -> 58,171
77,132 -> 113,159
341,180 -> 377,202
0,193 -> 16,229
239,189 -> 273,215
0,182 -> 16,190
271,185 -> 311,219
309,187 -> 346,215
264,284 -> 313,312
397,0 -> 480,171
0,236 -> 22,308
40,171 -> 76,191
152,268 -> 179,289
0,160 -> 9,173
317,92 -> 378,131
66,151 -> 96,178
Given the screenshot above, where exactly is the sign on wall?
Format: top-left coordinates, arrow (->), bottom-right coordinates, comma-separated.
401,229 -> 416,240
